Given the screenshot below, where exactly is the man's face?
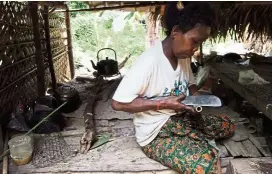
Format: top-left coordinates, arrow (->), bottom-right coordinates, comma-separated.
171,25 -> 211,59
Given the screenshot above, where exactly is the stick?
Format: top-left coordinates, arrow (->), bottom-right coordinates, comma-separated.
2,131 -> 8,174
118,54 -> 131,70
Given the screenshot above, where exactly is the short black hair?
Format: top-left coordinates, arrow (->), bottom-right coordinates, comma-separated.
164,2 -> 216,36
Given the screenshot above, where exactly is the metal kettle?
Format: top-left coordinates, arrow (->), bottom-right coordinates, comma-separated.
90,48 -> 119,76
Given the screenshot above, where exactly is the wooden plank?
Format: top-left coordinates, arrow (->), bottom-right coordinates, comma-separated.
249,135 -> 271,157
255,137 -> 267,146
223,140 -> 248,157
43,6 -> 57,91
9,137 -> 171,173
222,167 -> 227,174
217,144 -> 230,158
230,129 -> 249,142
242,140 -> 262,157
210,66 -> 271,120
65,5 -> 75,79
226,157 -> 272,174
30,2 -> 46,97
220,157 -> 234,167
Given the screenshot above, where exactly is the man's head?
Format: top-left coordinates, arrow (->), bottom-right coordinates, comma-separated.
164,2 -> 216,59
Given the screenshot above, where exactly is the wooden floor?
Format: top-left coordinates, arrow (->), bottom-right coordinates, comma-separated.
9,80 -> 272,174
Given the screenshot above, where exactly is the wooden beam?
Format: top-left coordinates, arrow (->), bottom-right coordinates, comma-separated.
55,2 -> 168,13
38,1 -> 66,8
43,6 -> 57,91
30,2 -> 46,97
65,5 -> 75,79
54,1 -> 271,13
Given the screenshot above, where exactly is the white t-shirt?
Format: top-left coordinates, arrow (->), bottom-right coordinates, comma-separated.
112,40 -> 196,146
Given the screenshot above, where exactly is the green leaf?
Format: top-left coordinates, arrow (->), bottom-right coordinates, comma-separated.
99,11 -> 105,17
124,12 -> 134,20
91,134 -> 113,150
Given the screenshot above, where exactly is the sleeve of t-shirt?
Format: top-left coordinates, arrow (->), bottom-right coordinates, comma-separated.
112,58 -> 153,103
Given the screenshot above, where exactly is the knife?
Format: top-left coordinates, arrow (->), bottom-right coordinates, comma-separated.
144,95 -> 222,112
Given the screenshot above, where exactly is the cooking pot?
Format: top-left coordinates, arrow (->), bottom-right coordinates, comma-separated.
54,84 -> 81,113
90,48 -> 119,76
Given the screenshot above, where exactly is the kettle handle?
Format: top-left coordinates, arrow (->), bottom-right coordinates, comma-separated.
97,48 -> 117,62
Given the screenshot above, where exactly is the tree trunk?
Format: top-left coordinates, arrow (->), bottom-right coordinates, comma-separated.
146,14 -> 160,48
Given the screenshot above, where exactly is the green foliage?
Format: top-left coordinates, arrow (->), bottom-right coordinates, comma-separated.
67,1 -> 88,17
71,11 -> 146,69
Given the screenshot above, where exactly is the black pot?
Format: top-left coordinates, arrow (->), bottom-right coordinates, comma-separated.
26,96 -> 65,134
54,84 -> 81,113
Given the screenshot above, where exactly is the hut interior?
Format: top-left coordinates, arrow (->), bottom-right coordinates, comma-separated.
0,1 -> 272,174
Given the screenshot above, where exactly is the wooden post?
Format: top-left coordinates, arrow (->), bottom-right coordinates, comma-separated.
30,2 -> 46,97
0,126 -> 3,156
65,6 -> 75,79
43,6 -> 57,91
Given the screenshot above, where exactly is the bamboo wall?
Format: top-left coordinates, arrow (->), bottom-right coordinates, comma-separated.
0,1 -> 72,123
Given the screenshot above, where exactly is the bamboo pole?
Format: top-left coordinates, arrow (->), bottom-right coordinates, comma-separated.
53,1 -> 271,13
43,6 -> 57,91
55,2 -> 168,13
30,2 -> 46,97
65,5 -> 75,79
2,131 -> 8,174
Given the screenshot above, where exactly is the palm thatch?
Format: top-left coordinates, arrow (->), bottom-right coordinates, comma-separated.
148,2 -> 272,43
211,3 -> 272,43
83,1 -> 272,43
50,1 -> 271,43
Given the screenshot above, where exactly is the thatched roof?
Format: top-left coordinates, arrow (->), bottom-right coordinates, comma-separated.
210,2 -> 272,42
49,1 -> 272,42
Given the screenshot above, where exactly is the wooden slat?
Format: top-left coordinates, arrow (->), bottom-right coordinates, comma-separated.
210,64 -> 272,120
242,140 -> 262,157
223,140 -> 248,157
255,137 -> 267,146
222,167 -> 227,174
249,135 -> 271,157
65,5 -> 75,79
217,144 -> 229,158
30,2 -> 46,97
226,157 -> 272,174
43,6 -> 57,91
220,157 -> 234,167
9,137 -> 172,173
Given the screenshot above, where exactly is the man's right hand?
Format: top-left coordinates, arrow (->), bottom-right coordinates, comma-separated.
163,94 -> 195,114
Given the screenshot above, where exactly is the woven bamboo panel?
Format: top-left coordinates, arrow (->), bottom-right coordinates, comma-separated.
0,2 -> 41,121
48,13 -> 70,83
0,2 -> 71,122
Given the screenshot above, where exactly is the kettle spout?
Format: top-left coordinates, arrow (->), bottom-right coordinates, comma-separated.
90,60 -> 97,70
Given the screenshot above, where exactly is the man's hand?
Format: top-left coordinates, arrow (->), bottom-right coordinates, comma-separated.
162,94 -> 195,114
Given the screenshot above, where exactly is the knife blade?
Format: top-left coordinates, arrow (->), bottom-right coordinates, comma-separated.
144,95 -> 222,107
